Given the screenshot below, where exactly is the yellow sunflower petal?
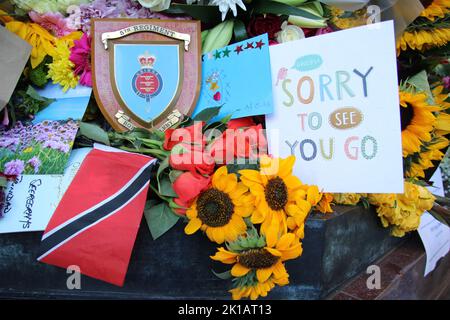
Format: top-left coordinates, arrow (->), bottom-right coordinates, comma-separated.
184,218 -> 202,235
256,267 -> 274,283
231,263 -> 251,277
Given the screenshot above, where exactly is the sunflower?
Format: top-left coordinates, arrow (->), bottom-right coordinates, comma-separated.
397,28 -> 450,53
399,89 -> 440,157
420,0 -> 450,21
184,166 -> 254,244
229,276 -> 289,300
239,156 -> 317,238
211,231 -> 302,300
405,136 -> 449,178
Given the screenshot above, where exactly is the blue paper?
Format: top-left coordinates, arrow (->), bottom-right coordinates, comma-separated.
193,34 -> 273,122
32,83 -> 92,123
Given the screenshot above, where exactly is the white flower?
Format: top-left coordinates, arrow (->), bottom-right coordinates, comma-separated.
135,0 -> 171,12
209,0 -> 246,21
275,21 -> 305,43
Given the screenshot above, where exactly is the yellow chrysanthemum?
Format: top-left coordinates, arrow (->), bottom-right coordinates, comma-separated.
400,90 -> 440,157
211,232 -> 302,300
47,37 -> 81,92
239,156 -> 318,239
332,193 -> 363,206
368,182 -> 435,237
229,276 -> 289,300
397,28 -> 450,53
184,166 -> 254,244
420,0 -> 450,21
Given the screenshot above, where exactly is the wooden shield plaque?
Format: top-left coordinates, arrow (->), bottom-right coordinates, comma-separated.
92,19 -> 201,131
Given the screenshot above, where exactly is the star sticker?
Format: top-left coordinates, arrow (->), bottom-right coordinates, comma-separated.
255,40 -> 264,49
210,81 -> 219,91
245,42 -> 254,49
214,50 -> 222,59
222,47 -> 231,57
208,52 -> 214,60
234,45 -> 243,54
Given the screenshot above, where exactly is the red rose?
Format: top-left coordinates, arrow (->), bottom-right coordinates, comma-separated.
235,124 -> 267,159
173,171 -> 211,215
163,121 -> 205,151
169,144 -> 215,175
208,124 -> 267,163
247,14 -> 282,40
227,117 -> 256,130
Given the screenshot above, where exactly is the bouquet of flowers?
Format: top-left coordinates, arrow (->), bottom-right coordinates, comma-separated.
0,0 -> 449,300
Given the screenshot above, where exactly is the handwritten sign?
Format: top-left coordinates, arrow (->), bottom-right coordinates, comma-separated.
0,148 -> 91,233
265,21 -> 403,192
418,168 -> 450,276
193,34 -> 273,122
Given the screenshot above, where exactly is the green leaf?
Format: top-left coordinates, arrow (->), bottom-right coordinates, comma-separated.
0,176 -> 7,188
156,156 -> 170,188
158,174 -> 178,197
79,122 -> 110,145
407,71 -> 434,104
144,202 -> 180,240
252,0 -> 323,20
193,106 -> 222,123
166,4 -> 222,24
211,269 -> 232,280
233,19 -> 248,42
169,169 -> 183,183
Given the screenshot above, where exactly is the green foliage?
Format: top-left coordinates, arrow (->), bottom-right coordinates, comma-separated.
79,122 -> 110,145
144,201 -> 180,240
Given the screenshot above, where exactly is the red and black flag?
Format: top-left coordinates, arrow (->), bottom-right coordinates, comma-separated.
37,147 -> 156,286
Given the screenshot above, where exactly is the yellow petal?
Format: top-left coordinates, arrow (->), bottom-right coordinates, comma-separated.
278,156 -> 296,178
256,267 -> 273,283
276,233 -> 295,250
184,218 -> 202,235
231,263 -> 251,277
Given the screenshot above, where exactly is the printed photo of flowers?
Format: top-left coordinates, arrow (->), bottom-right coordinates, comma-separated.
0,120 -> 79,175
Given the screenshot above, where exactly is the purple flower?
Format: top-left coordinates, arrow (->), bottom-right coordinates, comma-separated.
443,76 -> 450,90
27,156 -> 41,173
3,159 -> 25,176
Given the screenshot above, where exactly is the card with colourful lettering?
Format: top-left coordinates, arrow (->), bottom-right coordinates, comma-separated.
265,21 -> 403,193
193,34 -> 273,122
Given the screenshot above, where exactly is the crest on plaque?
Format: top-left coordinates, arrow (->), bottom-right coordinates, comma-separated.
92,19 -> 201,131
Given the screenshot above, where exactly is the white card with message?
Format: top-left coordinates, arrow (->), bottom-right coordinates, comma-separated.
266,21 -> 403,193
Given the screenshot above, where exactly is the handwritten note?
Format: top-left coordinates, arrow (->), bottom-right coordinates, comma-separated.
265,21 -> 403,192
418,168 -> 450,276
0,148 -> 92,233
193,34 -> 273,122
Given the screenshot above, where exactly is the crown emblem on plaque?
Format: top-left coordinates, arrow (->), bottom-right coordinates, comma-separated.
138,51 -> 156,68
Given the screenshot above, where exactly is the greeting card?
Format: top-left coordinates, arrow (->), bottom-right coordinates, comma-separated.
193,34 -> 274,122
266,21 -> 403,193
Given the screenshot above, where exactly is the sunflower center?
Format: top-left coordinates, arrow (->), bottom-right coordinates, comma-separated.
238,248 -> 280,269
197,188 -> 234,227
265,177 -> 288,211
400,102 -> 415,131
420,0 -> 434,9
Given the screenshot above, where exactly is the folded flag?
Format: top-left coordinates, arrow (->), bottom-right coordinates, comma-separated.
37,147 -> 156,286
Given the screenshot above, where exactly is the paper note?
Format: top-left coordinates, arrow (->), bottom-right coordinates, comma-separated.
418,168 -> 450,276
265,21 -> 403,193
193,34 -> 274,122
0,26 -> 31,111
0,148 -> 92,233
33,83 -> 92,123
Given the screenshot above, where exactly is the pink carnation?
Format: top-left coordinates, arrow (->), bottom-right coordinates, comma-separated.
29,11 -> 76,37
70,33 -> 92,87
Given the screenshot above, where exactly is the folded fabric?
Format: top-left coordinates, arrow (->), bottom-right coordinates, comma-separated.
37,147 -> 156,286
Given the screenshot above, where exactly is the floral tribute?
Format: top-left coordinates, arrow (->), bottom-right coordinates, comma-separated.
0,0 -> 449,300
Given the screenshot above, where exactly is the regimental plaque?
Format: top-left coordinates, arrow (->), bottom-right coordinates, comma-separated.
92,19 -> 201,131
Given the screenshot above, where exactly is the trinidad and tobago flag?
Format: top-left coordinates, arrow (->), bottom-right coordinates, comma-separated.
37,147 -> 156,286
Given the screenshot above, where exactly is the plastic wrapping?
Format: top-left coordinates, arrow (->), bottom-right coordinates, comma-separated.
321,0 -> 425,38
